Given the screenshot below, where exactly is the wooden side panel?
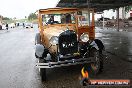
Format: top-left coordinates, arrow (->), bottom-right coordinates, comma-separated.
78,26 -> 95,41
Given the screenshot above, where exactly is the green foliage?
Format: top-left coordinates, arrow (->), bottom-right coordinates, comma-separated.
28,13 -> 37,21
2,17 -> 13,23
2,17 -> 10,20
125,5 -> 132,13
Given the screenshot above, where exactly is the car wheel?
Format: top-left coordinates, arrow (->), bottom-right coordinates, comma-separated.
39,59 -> 46,81
90,48 -> 103,75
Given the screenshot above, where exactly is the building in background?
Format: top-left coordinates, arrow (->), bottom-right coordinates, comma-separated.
0,15 -> 2,25
95,7 -> 131,21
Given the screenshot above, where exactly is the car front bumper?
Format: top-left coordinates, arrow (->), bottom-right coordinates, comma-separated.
36,57 -> 95,68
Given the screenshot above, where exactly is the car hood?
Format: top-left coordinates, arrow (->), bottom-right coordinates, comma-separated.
43,26 -> 75,39
42,26 -> 76,53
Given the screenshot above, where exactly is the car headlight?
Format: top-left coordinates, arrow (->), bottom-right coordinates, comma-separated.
49,36 -> 58,45
80,33 -> 89,42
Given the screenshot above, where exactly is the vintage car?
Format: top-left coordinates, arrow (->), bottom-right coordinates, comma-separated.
35,8 -> 104,81
9,23 -> 15,28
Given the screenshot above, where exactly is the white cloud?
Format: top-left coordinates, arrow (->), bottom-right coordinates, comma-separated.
0,0 -> 60,19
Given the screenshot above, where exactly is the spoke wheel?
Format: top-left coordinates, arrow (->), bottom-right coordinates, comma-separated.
90,48 -> 103,75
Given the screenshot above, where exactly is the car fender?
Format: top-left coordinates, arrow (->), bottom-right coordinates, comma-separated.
90,41 -> 99,50
35,44 -> 44,58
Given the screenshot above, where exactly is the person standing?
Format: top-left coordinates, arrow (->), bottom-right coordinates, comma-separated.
23,23 -> 25,28
0,25 -> 2,30
47,15 -> 54,24
6,23 -> 8,30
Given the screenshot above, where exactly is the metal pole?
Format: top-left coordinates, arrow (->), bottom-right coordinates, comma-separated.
103,12 -> 105,29
122,7 -> 125,19
87,0 -> 90,26
117,8 -> 119,31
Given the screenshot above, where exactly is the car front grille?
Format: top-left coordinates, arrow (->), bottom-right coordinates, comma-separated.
58,30 -> 78,55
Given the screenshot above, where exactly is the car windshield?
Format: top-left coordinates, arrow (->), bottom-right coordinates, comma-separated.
42,13 -> 76,26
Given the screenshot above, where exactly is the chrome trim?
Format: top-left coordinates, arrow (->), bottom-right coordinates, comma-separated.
36,57 -> 95,68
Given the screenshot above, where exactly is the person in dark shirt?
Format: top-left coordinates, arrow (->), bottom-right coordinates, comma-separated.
6,23 -> 8,30
47,16 -> 54,24
0,25 -> 2,30
66,14 -> 71,23
23,23 -> 25,28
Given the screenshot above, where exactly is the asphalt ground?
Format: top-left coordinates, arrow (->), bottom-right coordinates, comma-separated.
0,26 -> 132,88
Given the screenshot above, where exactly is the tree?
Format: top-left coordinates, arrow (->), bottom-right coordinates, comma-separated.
28,13 -> 37,21
2,17 -> 10,20
125,5 -> 132,13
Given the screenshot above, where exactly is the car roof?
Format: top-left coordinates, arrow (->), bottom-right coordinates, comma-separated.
39,7 -> 78,11
38,8 -> 78,14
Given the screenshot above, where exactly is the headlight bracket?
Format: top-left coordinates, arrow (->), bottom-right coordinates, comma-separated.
49,36 -> 58,45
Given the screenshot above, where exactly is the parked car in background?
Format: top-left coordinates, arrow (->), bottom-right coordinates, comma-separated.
25,23 -> 33,28
97,17 -> 110,21
9,23 -> 15,28
97,17 -> 112,26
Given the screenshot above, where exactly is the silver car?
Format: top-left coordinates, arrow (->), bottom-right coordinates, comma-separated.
25,23 -> 33,28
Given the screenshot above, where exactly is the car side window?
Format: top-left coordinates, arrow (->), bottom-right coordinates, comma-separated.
42,13 -> 76,26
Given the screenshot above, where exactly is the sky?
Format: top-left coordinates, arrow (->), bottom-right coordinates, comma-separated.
0,0 -> 60,19
0,0 -> 127,20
